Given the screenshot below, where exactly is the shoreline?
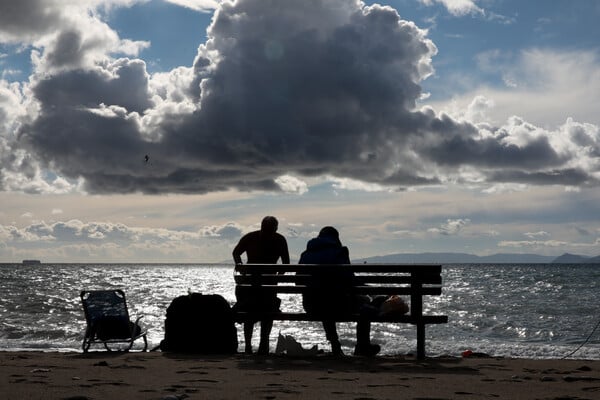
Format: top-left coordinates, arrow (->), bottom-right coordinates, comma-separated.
2,351 -> 600,399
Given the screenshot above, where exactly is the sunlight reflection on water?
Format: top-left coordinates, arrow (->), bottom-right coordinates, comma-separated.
0,263 -> 599,359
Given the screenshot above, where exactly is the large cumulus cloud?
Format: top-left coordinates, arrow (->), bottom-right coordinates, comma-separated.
7,0 -> 600,194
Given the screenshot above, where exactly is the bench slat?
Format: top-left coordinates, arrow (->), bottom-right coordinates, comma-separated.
355,275 -> 442,284
234,312 -> 448,324
235,264 -> 441,274
234,274 -> 442,285
235,285 -> 442,296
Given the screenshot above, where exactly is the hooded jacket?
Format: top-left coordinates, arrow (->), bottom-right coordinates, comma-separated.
299,235 -> 354,314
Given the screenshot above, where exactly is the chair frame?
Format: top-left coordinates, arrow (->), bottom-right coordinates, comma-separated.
80,289 -> 148,353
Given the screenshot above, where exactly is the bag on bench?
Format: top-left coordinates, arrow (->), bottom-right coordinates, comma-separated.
160,293 -> 238,354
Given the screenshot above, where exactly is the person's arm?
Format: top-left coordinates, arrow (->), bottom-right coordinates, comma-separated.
232,236 -> 246,264
341,246 -> 350,264
280,237 -> 290,264
276,237 -> 290,275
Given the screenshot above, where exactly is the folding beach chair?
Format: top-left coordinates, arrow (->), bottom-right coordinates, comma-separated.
80,289 -> 148,352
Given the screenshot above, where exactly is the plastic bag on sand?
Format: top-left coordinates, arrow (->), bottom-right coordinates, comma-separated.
275,332 -> 319,356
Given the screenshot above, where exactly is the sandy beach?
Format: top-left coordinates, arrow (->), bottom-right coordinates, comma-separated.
2,351 -> 600,400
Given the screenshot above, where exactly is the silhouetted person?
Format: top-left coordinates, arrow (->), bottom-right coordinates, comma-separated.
299,226 -> 380,356
233,216 -> 290,354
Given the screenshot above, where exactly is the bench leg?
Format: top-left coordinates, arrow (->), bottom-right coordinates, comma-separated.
416,323 -> 425,360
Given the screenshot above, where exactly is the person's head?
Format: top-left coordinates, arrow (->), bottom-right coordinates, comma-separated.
318,226 -> 341,246
260,216 -> 279,235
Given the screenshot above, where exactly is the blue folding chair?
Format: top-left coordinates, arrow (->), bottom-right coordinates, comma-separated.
80,289 -> 148,352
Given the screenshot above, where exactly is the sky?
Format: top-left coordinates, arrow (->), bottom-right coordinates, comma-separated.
1,0 -> 600,263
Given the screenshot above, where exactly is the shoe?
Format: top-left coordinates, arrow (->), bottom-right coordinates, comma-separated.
353,343 -> 380,357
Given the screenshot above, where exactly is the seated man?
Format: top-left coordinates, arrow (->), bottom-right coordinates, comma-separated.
299,226 -> 380,356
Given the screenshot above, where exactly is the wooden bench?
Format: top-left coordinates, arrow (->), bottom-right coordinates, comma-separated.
234,263 -> 448,359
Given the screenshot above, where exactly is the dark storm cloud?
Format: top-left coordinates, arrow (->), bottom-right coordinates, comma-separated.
17,59 -> 152,187
421,134 -> 564,169
33,59 -> 152,112
0,0 -> 67,42
12,0 -> 600,194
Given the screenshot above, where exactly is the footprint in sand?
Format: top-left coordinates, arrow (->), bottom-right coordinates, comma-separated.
366,383 -> 410,388
180,378 -> 220,383
412,398 -> 453,400
563,375 -> 600,382
582,386 -> 600,392
254,387 -> 302,395
411,397 -> 453,400
88,379 -> 130,387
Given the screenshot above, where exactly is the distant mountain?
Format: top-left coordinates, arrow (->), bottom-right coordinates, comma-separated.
226,252 -> 600,265
480,253 -> 558,263
355,252 -> 558,264
552,253 -> 600,264
552,253 -> 588,263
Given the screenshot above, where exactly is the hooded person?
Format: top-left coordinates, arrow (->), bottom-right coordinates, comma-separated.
299,226 -> 380,357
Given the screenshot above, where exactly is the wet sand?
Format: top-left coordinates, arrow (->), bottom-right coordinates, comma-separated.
2,351 -> 600,399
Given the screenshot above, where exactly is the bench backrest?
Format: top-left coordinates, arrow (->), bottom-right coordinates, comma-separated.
234,264 -> 442,317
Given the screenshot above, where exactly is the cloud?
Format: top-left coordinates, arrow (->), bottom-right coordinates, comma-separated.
575,226 -> 591,236
34,26 -> 149,73
0,80 -> 25,136
1,218 -> 236,244
275,175 -> 308,195
1,69 -> 21,80
3,0 -> 600,196
498,239 -> 600,257
0,0 -> 70,44
428,218 -> 470,235
524,231 -> 550,239
0,218 -> 289,261
0,78 -> 81,193
16,0 -> 444,193
0,218 -> 236,262
436,49 -> 600,127
0,1 -> 149,64
498,239 -> 567,249
164,0 -> 219,12
199,222 -> 243,239
419,0 -> 484,16
0,0 -> 149,194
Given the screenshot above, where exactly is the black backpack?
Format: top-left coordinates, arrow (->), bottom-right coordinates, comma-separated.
160,293 -> 238,354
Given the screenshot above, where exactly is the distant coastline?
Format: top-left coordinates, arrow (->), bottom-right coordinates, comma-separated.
354,252 -> 600,264
6,253 -> 600,265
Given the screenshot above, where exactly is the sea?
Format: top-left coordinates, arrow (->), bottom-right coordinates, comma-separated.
1,263 -> 599,359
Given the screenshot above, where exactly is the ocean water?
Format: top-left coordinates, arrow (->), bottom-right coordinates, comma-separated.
1,263 -> 599,359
